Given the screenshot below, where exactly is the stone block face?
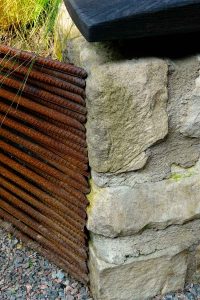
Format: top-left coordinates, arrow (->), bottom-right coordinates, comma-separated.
64,31 -> 200,300
85,59 -> 168,173
89,246 -> 188,300
89,220 -> 200,300
181,74 -> 200,138
87,160 -> 200,237
67,38 -> 168,173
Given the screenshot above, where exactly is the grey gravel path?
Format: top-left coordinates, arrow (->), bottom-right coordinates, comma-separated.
0,226 -> 92,300
154,284 -> 200,300
1,224 -> 200,300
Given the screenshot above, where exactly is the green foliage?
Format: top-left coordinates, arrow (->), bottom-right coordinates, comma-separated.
0,0 -> 62,56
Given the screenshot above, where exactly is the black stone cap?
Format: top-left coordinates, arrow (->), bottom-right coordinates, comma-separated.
63,0 -> 200,42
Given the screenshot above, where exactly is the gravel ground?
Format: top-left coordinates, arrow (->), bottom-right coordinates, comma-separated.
1,225 -> 200,300
154,285 -> 200,300
0,226 -> 92,300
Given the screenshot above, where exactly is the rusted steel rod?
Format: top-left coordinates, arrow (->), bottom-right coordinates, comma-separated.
0,57 -> 85,97
0,73 -> 87,115
26,77 -> 86,104
39,115 -> 86,140
0,140 -> 89,195
0,221 -> 88,283
29,97 -> 86,124
0,127 -> 88,186
34,65 -> 86,88
28,165 -> 89,203
0,88 -> 86,131
0,223 -> 89,284
0,185 -> 86,256
35,141 -> 90,178
0,202 -> 87,273
0,165 -> 86,225
0,154 -> 88,212
0,44 -> 88,79
0,177 -> 86,251
0,101 -> 87,151
0,44 -> 89,282
0,176 -> 86,242
0,114 -> 88,169
42,143 -> 89,172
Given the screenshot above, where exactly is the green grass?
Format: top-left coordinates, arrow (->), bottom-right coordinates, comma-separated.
0,0 -> 63,128
0,0 -> 62,57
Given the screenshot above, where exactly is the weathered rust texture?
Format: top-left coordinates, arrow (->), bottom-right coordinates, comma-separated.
0,57 -> 85,97
0,153 -> 87,212
0,74 -> 87,115
39,115 -> 87,140
0,220 -> 88,283
0,205 -> 87,275
30,97 -> 86,123
34,65 -> 86,88
0,128 -> 88,185
0,176 -> 86,243
0,185 -> 86,255
0,166 -> 86,227
0,140 -> 89,194
0,45 -> 89,283
0,88 -> 86,130
0,44 -> 87,78
0,101 -> 86,148
26,78 -> 86,105
0,114 -> 88,170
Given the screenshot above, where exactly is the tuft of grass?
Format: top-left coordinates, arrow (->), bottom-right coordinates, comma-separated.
0,0 -> 62,57
0,0 -> 62,129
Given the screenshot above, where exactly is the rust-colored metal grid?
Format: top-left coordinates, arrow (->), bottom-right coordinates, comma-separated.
0,45 -> 89,283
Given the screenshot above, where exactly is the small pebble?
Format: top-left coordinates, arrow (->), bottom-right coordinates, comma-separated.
66,295 -> 75,300
0,226 -> 92,300
2,226 -> 200,300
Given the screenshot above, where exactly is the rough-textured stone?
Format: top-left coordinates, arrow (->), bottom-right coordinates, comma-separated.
181,73 -> 200,138
90,246 -> 187,300
87,159 -> 200,237
67,39 -> 200,181
64,27 -> 200,300
87,57 -> 200,188
89,220 -> 200,300
67,38 -> 168,173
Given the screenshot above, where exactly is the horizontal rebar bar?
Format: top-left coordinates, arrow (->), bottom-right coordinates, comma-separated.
0,114 -> 88,169
29,96 -> 86,123
0,127 -> 88,186
0,58 -> 85,97
0,220 -> 88,283
0,165 -> 86,225
38,115 -> 87,140
26,78 -> 86,104
0,44 -> 88,78
0,185 -> 86,258
0,154 -> 88,212
0,176 -> 86,243
0,140 -> 89,195
0,101 -> 87,151
0,88 -> 85,131
0,73 -> 87,115
34,65 -> 86,88
0,204 -> 87,273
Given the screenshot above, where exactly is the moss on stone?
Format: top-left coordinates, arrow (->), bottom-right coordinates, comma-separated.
169,171 -> 196,181
87,180 -> 101,215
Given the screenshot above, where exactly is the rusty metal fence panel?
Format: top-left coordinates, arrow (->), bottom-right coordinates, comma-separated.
0,45 -> 89,283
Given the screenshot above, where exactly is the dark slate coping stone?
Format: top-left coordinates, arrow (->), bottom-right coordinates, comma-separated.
63,0 -> 200,42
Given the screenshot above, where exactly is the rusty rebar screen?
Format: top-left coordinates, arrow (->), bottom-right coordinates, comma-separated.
0,45 -> 89,284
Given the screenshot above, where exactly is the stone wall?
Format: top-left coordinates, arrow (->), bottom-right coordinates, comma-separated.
62,8 -> 200,299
